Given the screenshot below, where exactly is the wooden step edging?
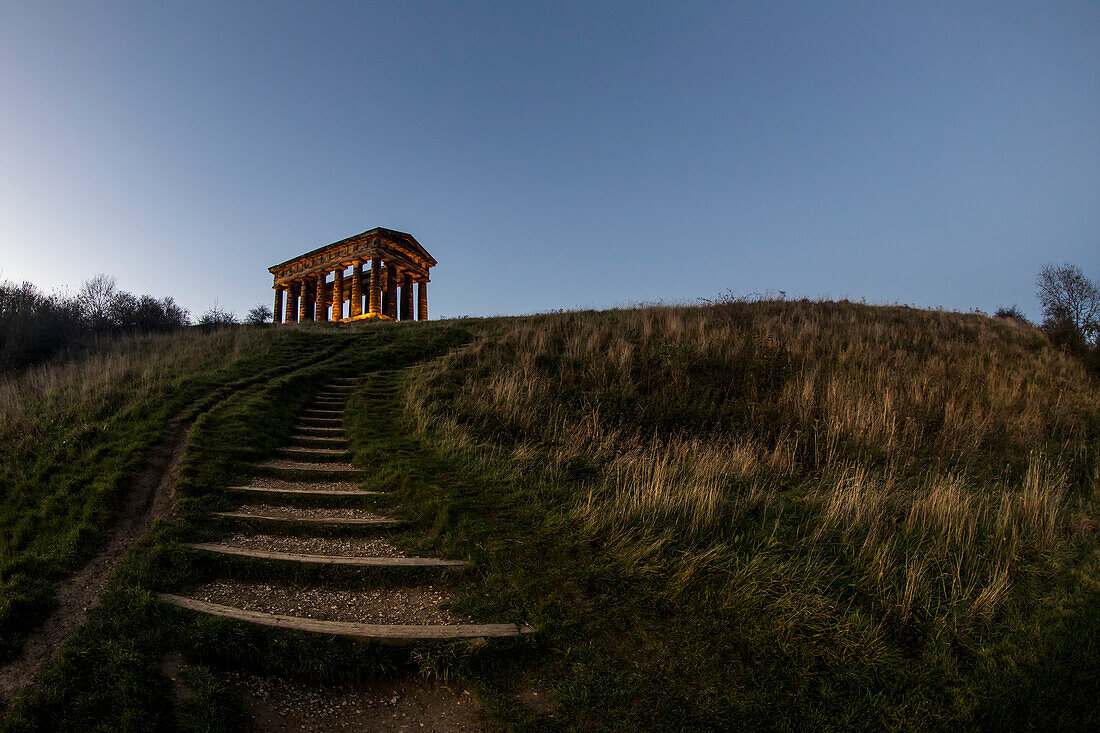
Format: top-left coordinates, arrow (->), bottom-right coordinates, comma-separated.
227,485 -> 383,497
156,594 -> 533,640
214,511 -> 400,525
185,543 -> 465,567
298,417 -> 342,426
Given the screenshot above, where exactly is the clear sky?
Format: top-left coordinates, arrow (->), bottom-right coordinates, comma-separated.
1,1 -> 1097,321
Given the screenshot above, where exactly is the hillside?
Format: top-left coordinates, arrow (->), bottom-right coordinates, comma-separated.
0,301 -> 1096,731
402,300 -> 1100,729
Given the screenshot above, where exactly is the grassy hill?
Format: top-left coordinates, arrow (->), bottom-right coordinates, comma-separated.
400,300 -> 1100,729
0,327 -> 340,660
1,301 -> 1097,730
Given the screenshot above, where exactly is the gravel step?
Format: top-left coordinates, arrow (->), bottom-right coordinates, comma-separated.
277,447 -> 352,462
186,543 -> 464,567
294,425 -> 344,435
227,485 -> 382,497
298,416 -> 342,426
214,511 -> 399,525
302,409 -> 343,417
157,594 -> 533,640
288,433 -> 347,444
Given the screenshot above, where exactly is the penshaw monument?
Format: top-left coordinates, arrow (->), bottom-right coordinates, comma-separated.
268,227 -> 436,324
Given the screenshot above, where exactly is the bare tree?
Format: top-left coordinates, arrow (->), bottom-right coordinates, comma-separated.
197,303 -> 239,328
246,304 -> 273,326
1036,263 -> 1100,347
77,274 -> 118,329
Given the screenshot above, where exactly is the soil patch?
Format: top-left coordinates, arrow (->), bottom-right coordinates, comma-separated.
232,673 -> 482,732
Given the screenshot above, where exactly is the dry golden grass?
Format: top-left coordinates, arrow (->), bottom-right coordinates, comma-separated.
406,300 -> 1099,642
0,328 -> 278,451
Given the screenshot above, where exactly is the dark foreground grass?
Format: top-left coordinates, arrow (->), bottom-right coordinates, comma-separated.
1,322 -> 471,730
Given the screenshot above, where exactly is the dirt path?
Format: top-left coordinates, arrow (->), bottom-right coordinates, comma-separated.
0,417 -> 190,704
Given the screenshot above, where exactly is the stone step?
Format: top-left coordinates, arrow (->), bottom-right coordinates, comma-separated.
157,594 -> 534,640
185,543 -> 464,567
214,511 -> 399,526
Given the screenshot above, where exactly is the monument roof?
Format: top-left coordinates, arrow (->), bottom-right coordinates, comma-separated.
269,227 -> 437,271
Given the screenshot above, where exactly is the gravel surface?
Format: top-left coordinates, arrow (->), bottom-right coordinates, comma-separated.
191,580 -> 467,624
256,459 -> 358,471
217,534 -> 407,557
232,504 -> 392,520
230,674 -> 482,732
281,446 -> 349,455
231,477 -> 363,492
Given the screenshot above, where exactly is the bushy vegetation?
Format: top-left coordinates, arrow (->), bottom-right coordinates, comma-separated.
402,300 -> 1100,728
0,276 -> 188,372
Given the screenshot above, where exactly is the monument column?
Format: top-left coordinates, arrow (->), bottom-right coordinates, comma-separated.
368,257 -> 383,317
385,263 -> 398,319
349,260 -> 363,318
288,281 -> 300,324
314,273 -> 328,322
273,285 -> 285,325
300,277 -> 312,321
332,267 -> 344,322
400,273 -> 414,321
417,280 -> 428,321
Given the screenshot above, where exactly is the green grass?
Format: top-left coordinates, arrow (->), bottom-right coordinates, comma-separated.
1,321 -> 472,731
4,301 -> 1098,731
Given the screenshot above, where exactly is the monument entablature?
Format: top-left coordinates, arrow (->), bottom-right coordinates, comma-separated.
269,227 -> 435,324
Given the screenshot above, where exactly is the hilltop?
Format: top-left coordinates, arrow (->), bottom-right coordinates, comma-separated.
0,300 -> 1096,730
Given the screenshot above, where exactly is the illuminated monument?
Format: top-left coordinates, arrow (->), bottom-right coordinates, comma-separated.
269,228 -> 435,323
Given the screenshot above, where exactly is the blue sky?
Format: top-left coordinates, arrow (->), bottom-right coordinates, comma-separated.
1,1 -> 1097,320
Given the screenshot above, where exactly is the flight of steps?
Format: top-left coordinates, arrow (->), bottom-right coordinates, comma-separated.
158,377 -> 533,641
